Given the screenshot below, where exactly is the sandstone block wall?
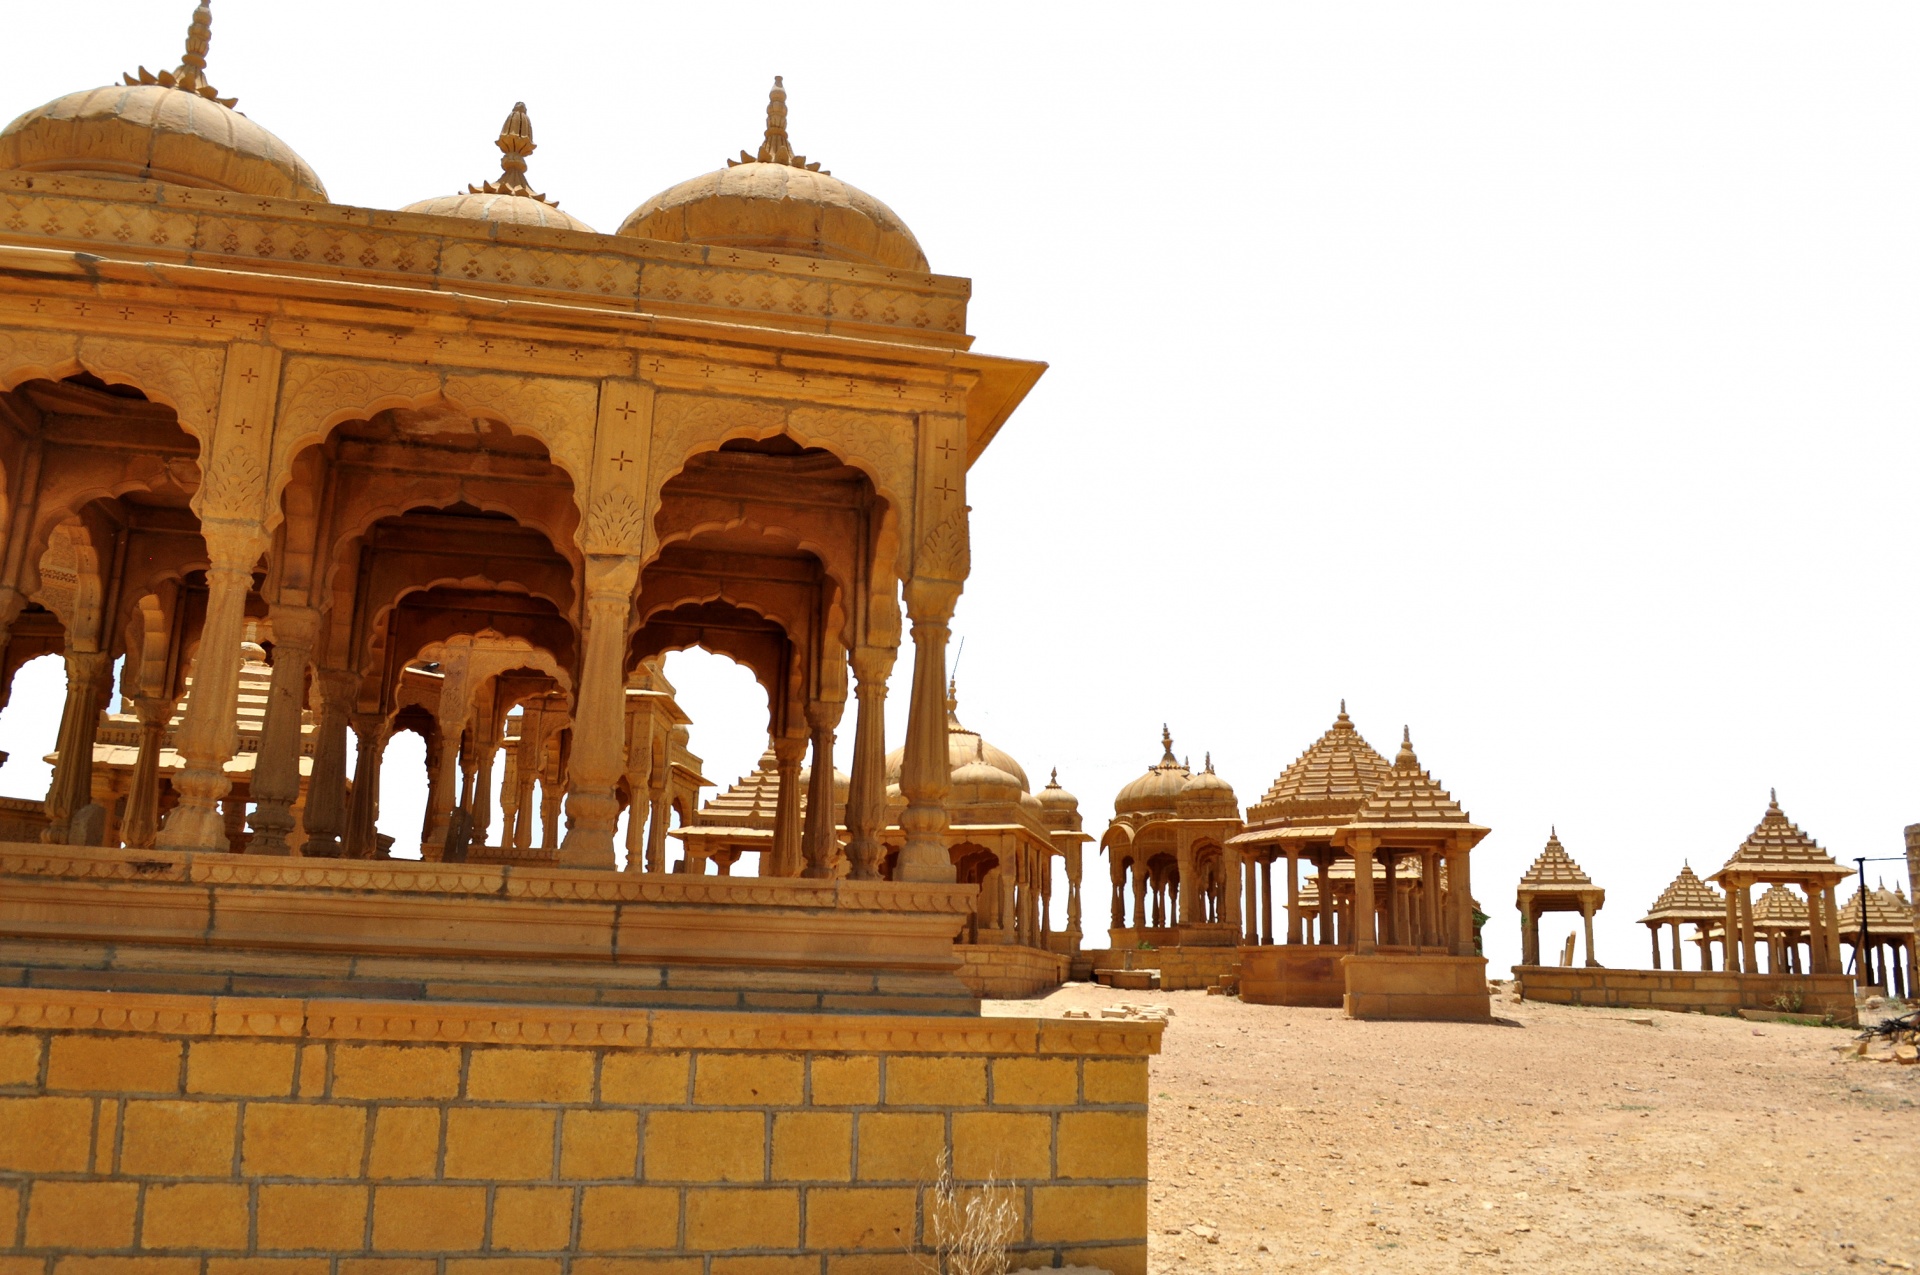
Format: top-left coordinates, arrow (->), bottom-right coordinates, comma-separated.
1515,966 -> 1857,1025
952,945 -> 1069,999
0,987 -> 1156,1272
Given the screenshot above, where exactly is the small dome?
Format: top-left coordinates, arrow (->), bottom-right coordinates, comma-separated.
401,103 -> 594,234
1037,768 -> 1079,811
883,681 -> 1032,795
796,763 -> 851,803
0,5 -> 326,202
1115,726 -> 1192,816
1180,755 -> 1236,805
619,78 -> 927,271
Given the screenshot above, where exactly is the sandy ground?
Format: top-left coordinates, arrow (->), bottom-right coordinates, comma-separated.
987,983 -> 1919,1275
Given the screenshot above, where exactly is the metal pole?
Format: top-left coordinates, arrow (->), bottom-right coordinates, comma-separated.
1855,856 -> 1870,987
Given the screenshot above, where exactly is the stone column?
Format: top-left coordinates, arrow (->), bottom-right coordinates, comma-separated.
1820,883 -> 1842,974
511,730 -> 539,851
560,556 -> 637,870
158,528 -> 262,852
1448,843 -> 1476,957
1737,882 -> 1758,975
767,734 -> 806,877
843,649 -> 894,879
1649,925 -> 1661,969
1350,838 -> 1377,954
246,606 -> 316,856
1671,922 -> 1683,971
1581,900 -> 1599,968
1241,856 -> 1257,942
1109,869 -> 1124,931
41,648 -> 111,844
1722,885 -> 1742,974
1281,852 -> 1297,945
470,710 -> 499,852
1521,902 -> 1538,966
801,699 -> 844,879
1317,857 -> 1334,946
342,711 -> 385,859
1696,929 -> 1713,971
119,695 -> 172,849
1065,844 -> 1082,946
645,766 -> 670,874
895,586 -> 958,884
300,670 -> 355,857
498,746 -> 521,850
1131,868 -> 1147,933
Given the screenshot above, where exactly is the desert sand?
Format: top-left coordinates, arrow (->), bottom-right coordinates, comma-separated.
989,982 -> 1918,1273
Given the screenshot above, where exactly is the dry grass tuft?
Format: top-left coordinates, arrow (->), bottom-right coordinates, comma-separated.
918,1148 -> 1018,1275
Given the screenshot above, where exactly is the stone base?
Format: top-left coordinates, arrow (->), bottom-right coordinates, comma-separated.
1237,944 -> 1345,1007
1342,953 -> 1491,1022
0,842 -> 980,1015
954,943 -> 1070,998
1088,945 -> 1239,991
0,985 -> 1156,1270
1514,965 -> 1858,1026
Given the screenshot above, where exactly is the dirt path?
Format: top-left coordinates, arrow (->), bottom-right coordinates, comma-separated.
989,983 -> 1918,1273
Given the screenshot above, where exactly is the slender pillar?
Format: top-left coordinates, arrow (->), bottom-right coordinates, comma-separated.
470,706 -> 499,851
801,699 -> 844,878
645,768 -> 670,875
247,606 -> 316,855
1738,882 -> 1758,975
1820,884 -> 1842,973
1581,901 -> 1598,968
1723,884 -> 1742,974
1241,857 -> 1257,942
1279,853 -> 1295,945
300,670 -> 355,857
895,587 -> 958,883
843,650 -> 894,879
1317,856 -> 1333,946
1065,845 -> 1082,944
766,734 -> 806,877
119,695 -> 172,849
1131,867 -> 1147,932
511,728 -> 539,851
539,744 -> 564,849
41,649 -> 111,844
342,711 -> 385,859
158,529 -> 262,852
559,555 -> 638,869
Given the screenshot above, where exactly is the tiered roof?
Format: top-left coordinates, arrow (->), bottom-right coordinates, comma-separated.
1712,791 -> 1851,884
1640,862 -> 1726,925
1516,829 -> 1604,908
1751,884 -> 1809,932
683,748 -> 780,836
1345,728 -> 1489,844
1837,884 -> 1917,938
1244,702 -> 1389,833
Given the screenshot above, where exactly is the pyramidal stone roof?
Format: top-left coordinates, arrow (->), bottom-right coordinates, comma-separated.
1713,791 -> 1851,883
1640,862 -> 1726,924
1837,884 -> 1917,936
1519,830 -> 1597,888
1751,884 -> 1809,929
1249,702 -> 1390,825
1345,728 -> 1488,840
690,748 -> 780,830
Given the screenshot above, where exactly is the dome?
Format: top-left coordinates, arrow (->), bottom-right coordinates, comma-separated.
883,681 -> 1032,796
796,763 -> 851,804
401,102 -> 594,234
1037,768 -> 1079,811
0,4 -> 326,203
618,78 -> 927,272
1114,726 -> 1193,816
1180,754 -> 1236,808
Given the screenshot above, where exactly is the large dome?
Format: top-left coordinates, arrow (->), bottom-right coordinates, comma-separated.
1114,726 -> 1193,816
401,103 -> 594,234
619,78 -> 927,272
884,683 -> 1031,796
0,5 -> 325,203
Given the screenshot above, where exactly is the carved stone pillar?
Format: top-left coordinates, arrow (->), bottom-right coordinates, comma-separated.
1065,844 -> 1082,943
300,669 -> 355,857
1737,881 -> 1758,975
247,606 -> 317,855
1581,900 -> 1599,968
511,728 -> 539,851
1820,882 -> 1842,974
41,648 -> 111,844
120,695 -> 172,849
896,583 -> 958,884
843,649 -> 893,880
560,556 -> 637,869
158,529 -> 261,852
342,711 -> 386,859
645,765 -> 670,874
1449,840 -> 1476,957
470,707 -> 499,852
767,734 -> 806,877
1283,851 -> 1299,944
801,699 -> 844,879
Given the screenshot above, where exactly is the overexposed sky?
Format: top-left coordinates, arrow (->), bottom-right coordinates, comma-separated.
1,2 -> 1915,973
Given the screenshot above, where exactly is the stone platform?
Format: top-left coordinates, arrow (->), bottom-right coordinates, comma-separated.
1514,965 -> 1858,1026
954,943 -> 1071,999
1343,953 -> 1490,1021
0,843 -> 980,1015
1237,944 -> 1346,1007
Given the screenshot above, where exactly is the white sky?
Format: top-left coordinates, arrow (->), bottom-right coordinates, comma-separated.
1,2 -> 1916,974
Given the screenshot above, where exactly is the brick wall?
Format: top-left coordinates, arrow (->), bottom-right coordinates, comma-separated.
0,987 -> 1157,1272
952,945 -> 1069,999
1515,965 -> 1857,1025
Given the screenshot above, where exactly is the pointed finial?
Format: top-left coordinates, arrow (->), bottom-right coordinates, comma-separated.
729,76 -> 828,173
1394,726 -> 1418,768
125,1 -> 235,107
1159,724 -> 1176,766
1204,751 -> 1213,774
1049,767 -> 1059,786
1770,787 -> 1778,807
466,102 -> 560,205
1339,698 -> 1347,717
1551,824 -> 1557,839
945,676 -> 960,726
1403,725 -> 1411,745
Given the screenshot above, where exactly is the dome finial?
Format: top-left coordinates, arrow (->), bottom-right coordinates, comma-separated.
1159,724 -> 1176,767
1204,751 -> 1214,774
730,76 -> 828,174
1339,698 -> 1347,718
1394,726 -> 1418,769
1770,786 -> 1778,808
467,102 -> 560,206
124,1 -> 235,107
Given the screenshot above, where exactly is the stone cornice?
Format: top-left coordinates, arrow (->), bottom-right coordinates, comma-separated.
0,984 -> 1163,1056
0,171 -> 972,347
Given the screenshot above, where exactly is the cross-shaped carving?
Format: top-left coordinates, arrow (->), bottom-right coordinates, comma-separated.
118,307 -> 135,321
699,364 -> 714,378
162,311 -> 180,325
234,418 -> 252,434
479,339 -> 495,354
609,451 -> 634,471
935,439 -> 957,461
934,477 -> 958,501
647,358 -> 664,374
27,299 -> 43,313
204,315 -> 221,329
614,401 -> 638,422
74,302 -> 89,318
247,317 -> 265,334
238,368 -> 259,385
